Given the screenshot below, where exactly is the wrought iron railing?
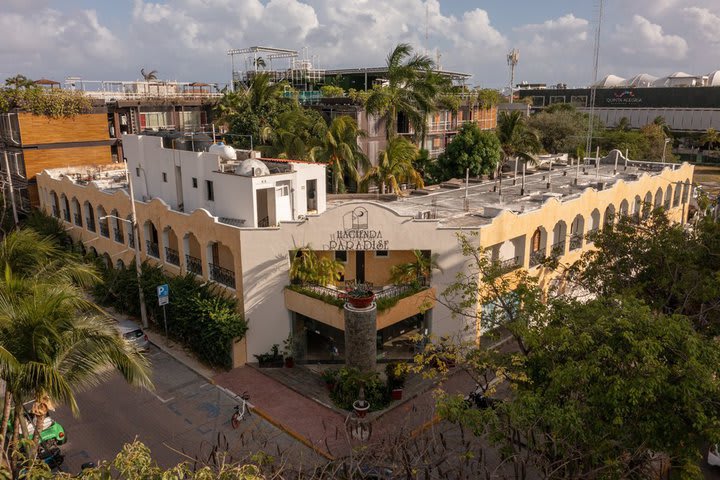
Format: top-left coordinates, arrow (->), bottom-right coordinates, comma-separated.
569,233 -> 583,251
529,248 -> 546,267
146,240 -> 160,258
258,216 -> 270,227
74,213 -> 82,226
186,255 -> 202,275
86,217 -> 96,232
114,229 -> 123,243
551,240 -> 566,256
165,247 -> 180,266
99,223 -> 109,238
497,256 -> 520,273
209,263 -> 235,288
128,231 -> 135,248
292,282 -> 428,304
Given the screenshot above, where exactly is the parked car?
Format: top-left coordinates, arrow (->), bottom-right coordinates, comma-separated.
708,445 -> 720,467
116,320 -> 149,350
7,406 -> 66,446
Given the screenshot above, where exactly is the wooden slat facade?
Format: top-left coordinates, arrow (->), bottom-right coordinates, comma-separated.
18,112 -> 110,145
23,146 -> 113,179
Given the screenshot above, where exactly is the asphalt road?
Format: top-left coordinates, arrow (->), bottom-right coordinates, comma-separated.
52,346 -> 321,474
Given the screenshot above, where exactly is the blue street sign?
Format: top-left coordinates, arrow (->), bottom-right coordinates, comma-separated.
157,283 -> 169,306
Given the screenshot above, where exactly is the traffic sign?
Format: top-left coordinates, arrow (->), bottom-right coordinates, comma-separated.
157,283 -> 169,306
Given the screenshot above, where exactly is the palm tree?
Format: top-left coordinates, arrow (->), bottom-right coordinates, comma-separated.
4,74 -> 35,90
390,250 -> 440,286
365,43 -> 438,140
140,68 -> 158,81
289,246 -> 344,285
496,111 -> 541,183
363,137 -> 424,195
253,57 -> 267,70
701,128 -> 720,150
0,276 -> 152,457
310,116 -> 370,193
261,109 -> 327,160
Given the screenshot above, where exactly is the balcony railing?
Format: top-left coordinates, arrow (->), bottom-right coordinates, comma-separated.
209,263 -> 235,289
146,241 -> 160,258
569,233 -> 583,251
99,223 -> 109,238
74,213 -> 82,226
497,256 -> 520,273
529,248 -> 546,267
165,247 -> 180,266
186,254 -> 202,275
551,240 -> 566,256
86,217 -> 96,232
128,231 -> 135,248
114,229 -> 123,243
289,282 -> 429,308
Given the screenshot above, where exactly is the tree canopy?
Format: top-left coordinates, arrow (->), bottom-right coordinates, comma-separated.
434,123 -> 502,180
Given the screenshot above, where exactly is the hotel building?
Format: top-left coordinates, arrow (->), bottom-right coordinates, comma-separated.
36,135 -> 693,367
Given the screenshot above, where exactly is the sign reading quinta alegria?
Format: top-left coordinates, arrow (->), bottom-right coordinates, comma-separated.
327,207 -> 390,251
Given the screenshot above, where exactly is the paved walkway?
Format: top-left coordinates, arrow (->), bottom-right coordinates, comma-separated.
214,365 -> 476,459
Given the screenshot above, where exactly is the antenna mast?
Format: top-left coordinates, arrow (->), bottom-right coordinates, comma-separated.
585,0 -> 604,163
425,2 -> 429,55
507,49 -> 519,104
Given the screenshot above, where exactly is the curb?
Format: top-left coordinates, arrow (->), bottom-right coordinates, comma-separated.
147,337 -> 217,384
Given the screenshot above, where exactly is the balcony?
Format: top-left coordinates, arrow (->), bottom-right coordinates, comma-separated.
73,213 -> 82,226
99,223 -> 109,238
186,254 -> 202,275
86,217 -> 96,232
497,256 -> 520,273
569,233 -> 583,251
529,248 -> 546,268
114,230 -> 123,243
128,231 -> 135,248
284,284 -> 436,331
165,247 -> 180,266
209,263 -> 235,289
551,240 -> 566,257
146,240 -> 160,258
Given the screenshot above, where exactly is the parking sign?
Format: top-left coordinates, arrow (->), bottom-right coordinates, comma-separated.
157,284 -> 169,306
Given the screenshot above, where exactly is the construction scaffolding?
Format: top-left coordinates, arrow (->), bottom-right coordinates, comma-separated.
227,46 -> 325,91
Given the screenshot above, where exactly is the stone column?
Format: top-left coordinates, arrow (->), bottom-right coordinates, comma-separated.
344,302 -> 377,372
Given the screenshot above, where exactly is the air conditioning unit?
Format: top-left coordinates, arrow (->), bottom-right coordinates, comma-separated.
253,167 -> 263,177
416,210 -> 432,219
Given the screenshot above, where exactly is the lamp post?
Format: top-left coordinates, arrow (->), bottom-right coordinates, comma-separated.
122,159 -> 149,328
661,138 -> 671,164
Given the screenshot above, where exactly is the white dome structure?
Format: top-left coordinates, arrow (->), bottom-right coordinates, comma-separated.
208,142 -> 237,161
707,70 -> 720,86
594,74 -> 626,87
235,158 -> 270,177
624,73 -> 657,87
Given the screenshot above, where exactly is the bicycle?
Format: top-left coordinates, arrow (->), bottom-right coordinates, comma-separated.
230,392 -> 251,429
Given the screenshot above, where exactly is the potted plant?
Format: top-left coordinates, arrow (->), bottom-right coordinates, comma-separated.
320,369 -> 338,392
283,334 -> 297,368
352,386 -> 370,418
386,362 -> 407,400
253,344 -> 284,368
345,283 -> 375,309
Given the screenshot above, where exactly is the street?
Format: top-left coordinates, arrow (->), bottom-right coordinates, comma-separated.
52,345 -> 321,474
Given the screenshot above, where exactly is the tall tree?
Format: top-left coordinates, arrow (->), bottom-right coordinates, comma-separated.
435,123 -> 502,181
362,137 -> 423,195
261,109 -> 327,160
701,128 -> 720,150
496,111 -> 541,182
310,116 -> 369,193
140,69 -> 158,81
526,104 -> 589,154
365,43 -> 438,140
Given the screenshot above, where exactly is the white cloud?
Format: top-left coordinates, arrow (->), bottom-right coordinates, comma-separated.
610,15 -> 687,61
682,7 -> 720,45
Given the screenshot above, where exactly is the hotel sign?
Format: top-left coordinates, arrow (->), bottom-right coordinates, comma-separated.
605,90 -> 643,104
327,207 -> 390,251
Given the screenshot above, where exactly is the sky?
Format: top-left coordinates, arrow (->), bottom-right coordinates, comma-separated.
1,0 -> 719,89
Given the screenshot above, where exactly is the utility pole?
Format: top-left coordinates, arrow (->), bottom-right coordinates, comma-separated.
507,49 -> 519,104
585,0 -> 604,163
124,159 -> 149,329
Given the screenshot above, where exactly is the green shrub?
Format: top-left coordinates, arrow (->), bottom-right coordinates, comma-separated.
330,367 -> 389,411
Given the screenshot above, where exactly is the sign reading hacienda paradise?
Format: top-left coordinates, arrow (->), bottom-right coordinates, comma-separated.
327,207 -> 390,251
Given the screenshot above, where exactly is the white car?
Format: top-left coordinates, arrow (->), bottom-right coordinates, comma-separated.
708,445 -> 720,467
116,320 -> 149,350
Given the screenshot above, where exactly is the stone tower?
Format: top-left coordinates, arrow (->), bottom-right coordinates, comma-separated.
344,302 -> 377,372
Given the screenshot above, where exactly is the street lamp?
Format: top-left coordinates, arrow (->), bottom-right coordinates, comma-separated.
661,138 -> 671,164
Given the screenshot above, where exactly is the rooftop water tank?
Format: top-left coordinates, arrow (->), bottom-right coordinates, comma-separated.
208,142 -> 237,161
235,158 -> 270,177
